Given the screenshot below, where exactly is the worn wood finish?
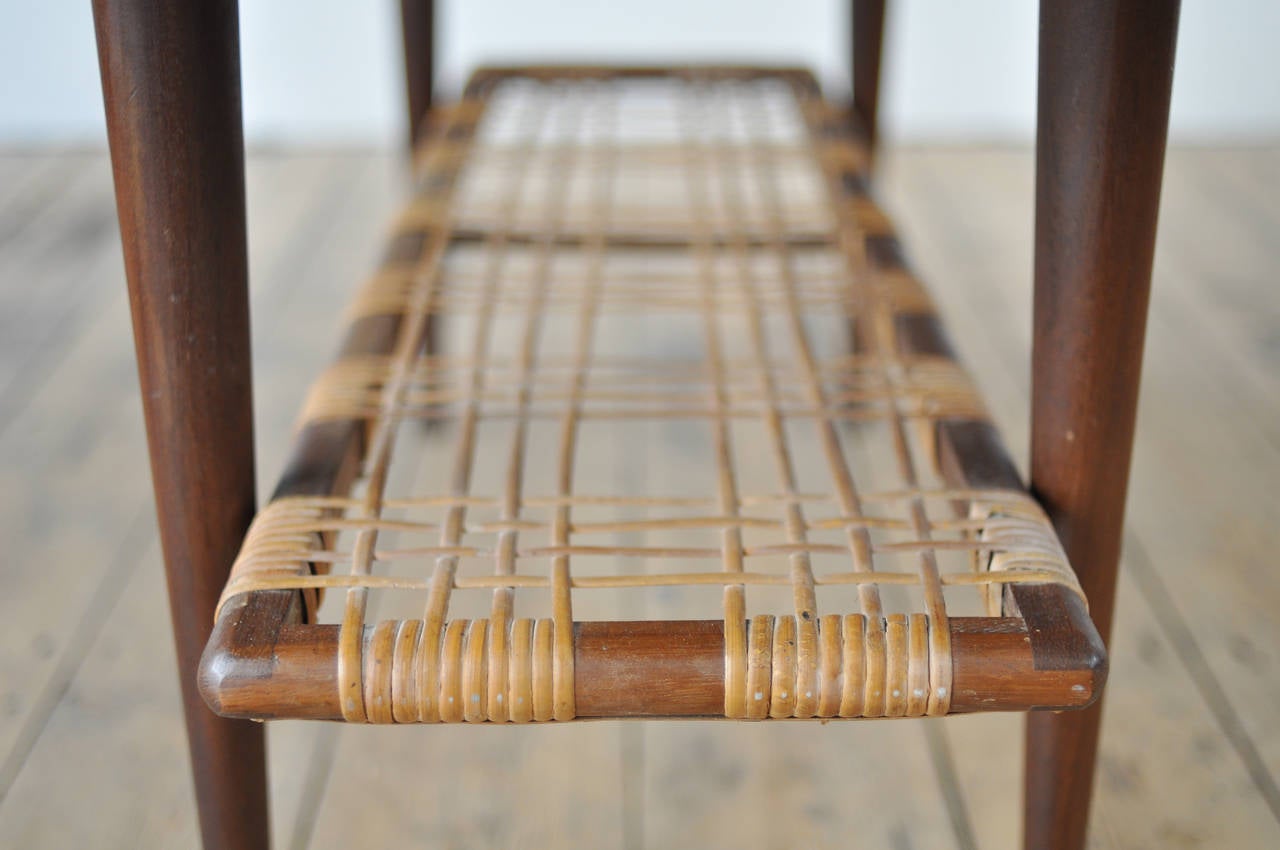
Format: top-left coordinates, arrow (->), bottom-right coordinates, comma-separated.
90,2 -> 269,848
1027,3 -> 1181,849
574,621 -> 725,717
852,0 -> 887,158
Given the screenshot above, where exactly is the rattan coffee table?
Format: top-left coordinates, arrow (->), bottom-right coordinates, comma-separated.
92,3 -> 1181,849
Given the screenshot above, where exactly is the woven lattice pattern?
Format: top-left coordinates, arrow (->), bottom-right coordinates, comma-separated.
216,68 -> 1083,724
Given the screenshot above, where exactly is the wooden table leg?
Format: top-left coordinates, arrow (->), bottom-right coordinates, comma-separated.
92,2 -> 269,848
401,0 -> 436,148
851,0 -> 887,162
400,0 -> 441,386
1027,2 -> 1180,848
846,0 -> 888,359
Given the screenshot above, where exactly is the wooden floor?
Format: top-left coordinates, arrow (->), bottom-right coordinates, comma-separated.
0,146 -> 1276,849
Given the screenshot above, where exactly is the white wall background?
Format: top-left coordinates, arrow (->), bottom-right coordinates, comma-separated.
2,1 -> 1278,146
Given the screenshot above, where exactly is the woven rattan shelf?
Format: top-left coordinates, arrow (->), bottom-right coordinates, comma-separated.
199,66 -> 1104,724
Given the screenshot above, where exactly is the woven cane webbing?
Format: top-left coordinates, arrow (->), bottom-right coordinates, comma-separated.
215,67 -> 1084,723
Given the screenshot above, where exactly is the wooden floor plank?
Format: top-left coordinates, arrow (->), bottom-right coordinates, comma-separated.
0,148 -> 1276,848
0,155 -> 336,765
0,158 -> 117,435
0,154 -> 96,254
1157,151 -> 1280,448
0,156 -> 367,836
934,149 -> 1280,794
0,536 -> 200,849
878,147 -> 1280,848
304,722 -> 628,850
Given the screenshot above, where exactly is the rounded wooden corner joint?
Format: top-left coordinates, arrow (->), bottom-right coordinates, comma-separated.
198,597 -> 270,719
199,590 -> 341,721
948,600 -> 1104,715
1015,583 -> 1108,711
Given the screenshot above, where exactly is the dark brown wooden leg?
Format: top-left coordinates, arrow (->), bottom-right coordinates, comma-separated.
1027,2 -> 1180,848
401,0 -> 436,148
401,1 -> 440,375
851,0 -> 887,159
92,2 -> 269,848
846,0 -> 888,359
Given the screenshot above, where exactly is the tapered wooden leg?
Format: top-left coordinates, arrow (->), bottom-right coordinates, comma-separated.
92,2 -> 269,848
851,0 -> 887,159
1027,3 -> 1180,848
401,0 -> 436,148
846,0 -> 888,359
401,1 -> 442,389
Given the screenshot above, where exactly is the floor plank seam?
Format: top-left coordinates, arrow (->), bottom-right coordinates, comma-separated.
0,505 -> 153,805
1122,530 -> 1280,824
287,725 -> 341,850
925,721 -> 979,850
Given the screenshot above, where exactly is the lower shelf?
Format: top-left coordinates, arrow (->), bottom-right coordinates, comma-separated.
200,65 -> 1104,723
